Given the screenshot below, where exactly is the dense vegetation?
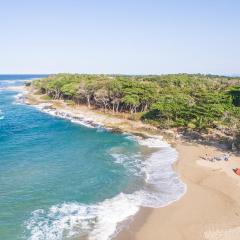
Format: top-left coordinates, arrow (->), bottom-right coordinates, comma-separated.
31,73 -> 240,146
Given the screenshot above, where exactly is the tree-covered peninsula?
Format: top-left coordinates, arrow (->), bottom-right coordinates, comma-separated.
30,73 -> 240,149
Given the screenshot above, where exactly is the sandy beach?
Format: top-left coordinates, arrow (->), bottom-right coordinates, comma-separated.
25,89 -> 240,240
117,143 -> 240,240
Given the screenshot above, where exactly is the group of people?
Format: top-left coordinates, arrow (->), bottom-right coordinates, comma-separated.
201,153 -> 230,162
201,152 -> 240,176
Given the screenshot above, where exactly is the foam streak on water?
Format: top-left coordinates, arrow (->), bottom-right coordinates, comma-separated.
34,103 -> 102,129
26,194 -> 139,240
0,109 -> 4,120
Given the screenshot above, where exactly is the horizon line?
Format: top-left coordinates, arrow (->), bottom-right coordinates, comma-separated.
0,72 -> 240,77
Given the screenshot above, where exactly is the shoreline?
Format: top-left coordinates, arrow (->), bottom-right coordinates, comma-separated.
24,88 -> 240,240
23,87 -> 172,138
117,142 -> 240,240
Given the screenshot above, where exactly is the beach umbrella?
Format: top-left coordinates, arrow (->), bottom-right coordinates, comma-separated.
233,168 -> 240,176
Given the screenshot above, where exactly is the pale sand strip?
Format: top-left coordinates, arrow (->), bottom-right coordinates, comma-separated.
24,91 -> 159,135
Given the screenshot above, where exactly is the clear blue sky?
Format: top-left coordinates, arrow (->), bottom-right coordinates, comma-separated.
1,0 -> 239,75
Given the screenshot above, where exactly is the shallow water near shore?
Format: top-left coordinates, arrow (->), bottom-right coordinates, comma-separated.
0,75 -> 186,240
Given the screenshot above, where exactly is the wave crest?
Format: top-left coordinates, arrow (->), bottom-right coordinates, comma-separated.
25,193 -> 139,240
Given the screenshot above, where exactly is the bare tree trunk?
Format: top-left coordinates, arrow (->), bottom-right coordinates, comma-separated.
116,103 -> 119,113
87,95 -> 91,108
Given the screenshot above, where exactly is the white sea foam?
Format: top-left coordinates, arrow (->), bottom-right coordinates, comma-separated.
133,138 -> 186,208
0,109 -> 4,120
111,135 -> 186,208
0,79 -> 27,83
0,79 -> 21,85
26,194 -> 139,240
0,78 -> 39,85
0,82 -> 28,105
14,92 -> 28,104
34,103 -> 103,129
110,152 -> 145,177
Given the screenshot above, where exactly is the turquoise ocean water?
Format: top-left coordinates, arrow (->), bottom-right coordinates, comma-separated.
0,75 -> 186,240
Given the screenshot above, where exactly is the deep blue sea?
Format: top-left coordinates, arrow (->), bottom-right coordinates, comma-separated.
0,75 -> 186,240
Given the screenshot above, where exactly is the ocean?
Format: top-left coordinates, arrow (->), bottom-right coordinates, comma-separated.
0,75 -> 186,240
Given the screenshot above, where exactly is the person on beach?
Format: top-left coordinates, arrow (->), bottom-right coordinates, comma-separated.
202,153 -> 230,162
201,154 -> 210,161
223,153 -> 230,161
